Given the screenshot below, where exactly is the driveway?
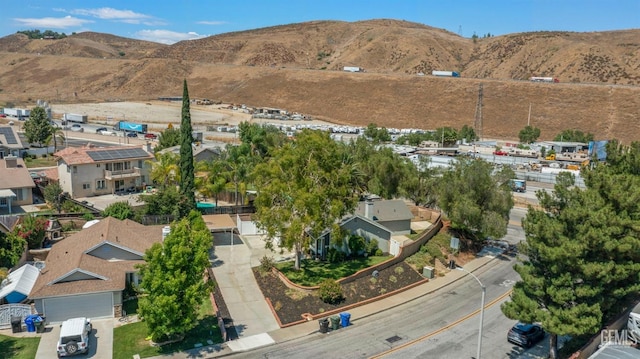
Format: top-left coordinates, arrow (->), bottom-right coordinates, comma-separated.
36,318 -> 113,359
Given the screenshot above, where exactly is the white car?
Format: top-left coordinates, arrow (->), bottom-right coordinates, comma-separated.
70,124 -> 84,132
57,317 -> 92,357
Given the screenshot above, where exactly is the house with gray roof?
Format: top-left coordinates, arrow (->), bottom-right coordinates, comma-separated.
29,217 -> 164,322
310,198 -> 414,260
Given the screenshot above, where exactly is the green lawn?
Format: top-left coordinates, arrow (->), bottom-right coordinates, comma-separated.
24,156 -> 57,168
0,334 -> 40,359
276,256 -> 390,286
113,297 -> 223,359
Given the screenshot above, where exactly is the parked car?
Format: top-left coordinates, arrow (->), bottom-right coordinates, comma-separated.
126,132 -> 138,138
0,114 -> 6,118
57,317 -> 92,357
493,150 -> 509,156
144,133 -> 157,140
70,124 -> 84,132
508,322 -> 545,348
95,127 -> 108,134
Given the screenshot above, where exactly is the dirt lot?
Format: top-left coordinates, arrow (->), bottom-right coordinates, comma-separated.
50,101 -> 336,133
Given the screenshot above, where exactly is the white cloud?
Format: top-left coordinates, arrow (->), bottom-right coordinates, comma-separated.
71,7 -> 151,21
134,30 -> 208,45
196,21 -> 227,26
14,16 -> 92,29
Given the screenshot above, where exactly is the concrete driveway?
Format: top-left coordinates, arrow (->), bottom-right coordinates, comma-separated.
35,318 -> 113,359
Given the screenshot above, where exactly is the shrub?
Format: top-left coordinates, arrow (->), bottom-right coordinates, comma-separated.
375,249 -> 383,256
327,248 -> 346,263
394,266 -> 405,275
347,235 -> 366,256
318,279 -> 343,304
82,213 -> 95,221
259,255 -> 275,273
366,238 -> 379,256
389,275 -> 397,283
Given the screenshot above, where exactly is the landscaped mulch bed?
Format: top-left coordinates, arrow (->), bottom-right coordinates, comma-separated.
253,261 -> 426,325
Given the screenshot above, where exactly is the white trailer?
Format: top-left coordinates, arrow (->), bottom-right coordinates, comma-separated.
3,108 -> 30,118
343,66 -> 363,72
530,77 -> 559,83
432,70 -> 460,77
63,113 -> 88,123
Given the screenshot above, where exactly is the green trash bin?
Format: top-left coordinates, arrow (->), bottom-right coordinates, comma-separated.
330,315 -> 340,330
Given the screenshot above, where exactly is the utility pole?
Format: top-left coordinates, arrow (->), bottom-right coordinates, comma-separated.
474,83 -> 483,141
527,103 -> 532,126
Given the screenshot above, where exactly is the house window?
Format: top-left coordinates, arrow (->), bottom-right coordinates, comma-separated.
96,164 -> 100,168
73,166 -> 77,174
0,198 -> 6,207
96,180 -> 106,189
82,183 -> 91,190
124,162 -> 131,170
138,160 -> 143,168
105,163 -> 112,171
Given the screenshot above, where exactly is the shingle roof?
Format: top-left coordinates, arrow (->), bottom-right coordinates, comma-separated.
29,217 -> 164,299
356,199 -> 413,221
0,157 -> 36,190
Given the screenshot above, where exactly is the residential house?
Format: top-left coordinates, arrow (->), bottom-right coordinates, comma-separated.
0,125 -> 25,159
311,198 -> 414,259
53,144 -> 153,198
0,156 -> 36,214
29,217 -> 164,322
158,142 -> 224,163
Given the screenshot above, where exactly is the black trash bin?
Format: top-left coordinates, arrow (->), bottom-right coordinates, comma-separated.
11,316 -> 22,333
318,318 -> 329,333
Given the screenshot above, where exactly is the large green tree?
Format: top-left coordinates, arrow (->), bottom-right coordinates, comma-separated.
43,183 -> 64,213
553,129 -> 594,143
137,211 -> 213,342
102,201 -> 134,220
518,125 -> 541,144
0,232 -> 26,268
437,157 -> 514,243
179,80 -> 196,212
253,129 -> 365,270
23,107 -> 52,147
155,126 -> 181,151
16,214 -> 47,249
503,142 -> 640,358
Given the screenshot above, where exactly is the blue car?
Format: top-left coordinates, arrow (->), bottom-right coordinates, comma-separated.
508,322 -> 545,348
126,132 -> 138,138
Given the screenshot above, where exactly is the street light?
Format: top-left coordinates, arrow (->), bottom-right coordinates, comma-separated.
456,265 -> 486,359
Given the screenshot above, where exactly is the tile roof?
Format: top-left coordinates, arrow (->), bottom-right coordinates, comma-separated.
29,217 -> 164,299
54,144 -> 153,165
0,157 -> 36,189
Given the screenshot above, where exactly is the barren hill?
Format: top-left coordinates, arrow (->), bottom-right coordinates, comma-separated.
0,19 -> 639,143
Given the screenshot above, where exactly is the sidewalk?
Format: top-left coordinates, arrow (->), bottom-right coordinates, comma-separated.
148,252 -> 499,358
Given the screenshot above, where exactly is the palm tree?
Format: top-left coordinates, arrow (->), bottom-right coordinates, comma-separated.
146,152 -> 179,189
46,127 -> 66,154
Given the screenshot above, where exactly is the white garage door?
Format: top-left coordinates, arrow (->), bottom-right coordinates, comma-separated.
43,292 -> 114,323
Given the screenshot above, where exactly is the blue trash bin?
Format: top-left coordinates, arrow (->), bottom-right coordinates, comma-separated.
24,315 -> 36,332
339,312 -> 351,327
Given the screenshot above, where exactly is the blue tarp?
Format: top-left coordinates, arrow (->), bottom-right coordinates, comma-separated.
588,141 -> 608,161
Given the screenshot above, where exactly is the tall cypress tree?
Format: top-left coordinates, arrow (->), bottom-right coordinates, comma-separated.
179,79 -> 196,212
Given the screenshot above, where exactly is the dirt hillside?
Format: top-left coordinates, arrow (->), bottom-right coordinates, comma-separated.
0,19 -> 639,143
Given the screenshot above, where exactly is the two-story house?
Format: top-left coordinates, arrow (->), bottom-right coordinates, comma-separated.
54,144 -> 154,198
0,156 -> 35,214
0,125 -> 24,159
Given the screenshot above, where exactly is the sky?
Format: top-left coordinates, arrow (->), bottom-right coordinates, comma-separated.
1,1 -> 639,44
